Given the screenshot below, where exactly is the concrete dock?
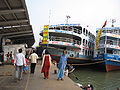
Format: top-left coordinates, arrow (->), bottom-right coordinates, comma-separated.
0,62 -> 81,90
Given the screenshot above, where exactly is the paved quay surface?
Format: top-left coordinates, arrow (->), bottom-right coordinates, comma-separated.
0,62 -> 81,90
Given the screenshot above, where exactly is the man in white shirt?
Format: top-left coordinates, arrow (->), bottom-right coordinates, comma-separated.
14,49 -> 26,80
29,49 -> 39,74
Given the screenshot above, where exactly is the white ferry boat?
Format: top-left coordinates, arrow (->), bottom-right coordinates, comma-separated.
38,24 -> 95,64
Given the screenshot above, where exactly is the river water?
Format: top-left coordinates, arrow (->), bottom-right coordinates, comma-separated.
69,66 -> 120,90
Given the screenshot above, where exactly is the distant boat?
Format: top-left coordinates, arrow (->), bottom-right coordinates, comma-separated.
94,27 -> 120,72
38,24 -> 95,64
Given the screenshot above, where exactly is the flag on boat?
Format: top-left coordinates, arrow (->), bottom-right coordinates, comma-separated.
102,20 -> 107,28
96,20 -> 107,49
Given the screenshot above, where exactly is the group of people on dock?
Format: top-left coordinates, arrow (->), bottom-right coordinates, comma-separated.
14,49 -> 39,80
13,48 -> 93,89
13,48 -> 69,81
41,49 -> 68,80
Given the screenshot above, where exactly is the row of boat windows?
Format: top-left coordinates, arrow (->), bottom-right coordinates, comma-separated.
49,36 -> 94,49
70,49 -> 94,57
100,39 -> 120,46
49,26 -> 95,40
99,29 -> 120,35
82,49 -> 94,56
98,49 -> 120,55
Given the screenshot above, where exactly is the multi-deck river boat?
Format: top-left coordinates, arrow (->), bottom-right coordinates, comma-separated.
94,27 -> 120,72
38,24 -> 95,64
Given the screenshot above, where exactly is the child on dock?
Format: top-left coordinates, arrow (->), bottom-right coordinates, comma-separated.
23,58 -> 29,74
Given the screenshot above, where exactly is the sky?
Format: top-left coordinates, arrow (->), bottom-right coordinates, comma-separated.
26,0 -> 120,47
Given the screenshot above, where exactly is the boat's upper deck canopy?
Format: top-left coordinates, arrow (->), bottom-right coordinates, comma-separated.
96,27 -> 120,32
49,24 -> 81,27
0,0 -> 35,47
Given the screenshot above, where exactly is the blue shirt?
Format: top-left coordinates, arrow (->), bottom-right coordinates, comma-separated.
58,55 -> 68,69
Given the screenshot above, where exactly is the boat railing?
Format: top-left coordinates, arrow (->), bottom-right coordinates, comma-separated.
99,38 -> 120,47
49,27 -> 95,41
49,36 -> 95,50
102,29 -> 120,35
49,36 -> 81,45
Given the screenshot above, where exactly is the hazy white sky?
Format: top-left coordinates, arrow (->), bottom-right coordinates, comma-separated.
26,0 -> 120,47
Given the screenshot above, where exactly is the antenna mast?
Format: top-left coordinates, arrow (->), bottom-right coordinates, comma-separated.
48,10 -> 51,25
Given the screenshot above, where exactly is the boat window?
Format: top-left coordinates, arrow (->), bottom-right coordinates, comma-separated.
82,49 -> 85,55
49,36 -> 51,41
100,40 -> 105,44
65,26 -> 68,31
86,29 -> 88,36
88,32 -> 90,36
90,50 -> 92,55
89,42 -> 91,48
88,50 -> 90,56
79,48 -> 81,52
107,49 -> 113,54
70,54 -> 74,57
88,42 -> 90,48
78,29 -> 82,34
110,40 -> 113,45
73,28 -> 78,33
77,40 -> 80,45
99,49 -> 105,54
77,53 -> 79,57
83,39 -> 85,45
83,28 -> 86,35
107,30 -> 112,33
79,27 -> 82,34
118,50 -> 120,55
85,50 -> 87,56
79,38 -> 81,45
70,39 -> 73,43
91,43 -> 94,49
49,27 -> 54,30
86,40 -> 88,46
118,40 -> 120,47
113,29 -> 118,34
113,50 -> 117,54
92,51 -> 94,56
73,39 -> 77,44
90,42 -> 92,48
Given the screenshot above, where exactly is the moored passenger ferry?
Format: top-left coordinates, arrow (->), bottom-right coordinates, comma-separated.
94,26 -> 120,72
38,24 -> 95,64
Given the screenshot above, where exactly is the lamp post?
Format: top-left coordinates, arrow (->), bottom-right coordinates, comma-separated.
111,19 -> 116,27
66,15 -> 71,24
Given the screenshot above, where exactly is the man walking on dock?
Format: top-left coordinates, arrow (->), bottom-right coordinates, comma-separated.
14,49 -> 26,80
29,49 -> 39,74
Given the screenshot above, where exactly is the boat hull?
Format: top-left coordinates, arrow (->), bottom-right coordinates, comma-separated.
94,54 -> 120,72
105,60 -> 120,72
36,46 -> 93,65
94,60 -> 120,72
51,54 -> 92,64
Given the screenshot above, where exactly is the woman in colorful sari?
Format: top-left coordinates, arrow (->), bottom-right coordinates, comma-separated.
57,50 -> 68,81
41,49 -> 51,79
